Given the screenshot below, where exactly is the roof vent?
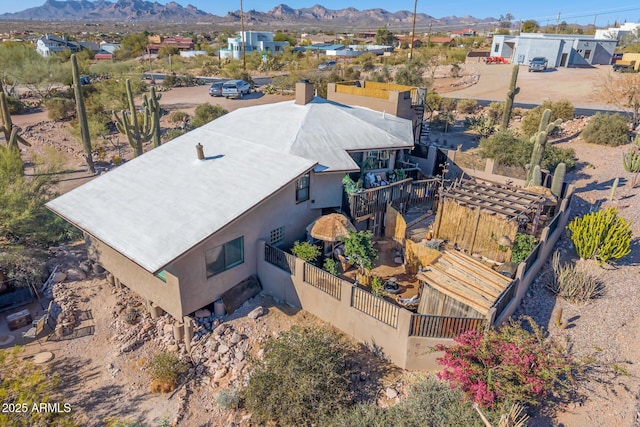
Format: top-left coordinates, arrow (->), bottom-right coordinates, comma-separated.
295,81 -> 315,105
196,143 -> 204,160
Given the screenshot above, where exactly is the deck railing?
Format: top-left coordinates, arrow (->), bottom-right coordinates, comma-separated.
408,179 -> 439,207
351,286 -> 399,328
303,263 -> 342,300
264,244 -> 296,275
409,314 -> 486,338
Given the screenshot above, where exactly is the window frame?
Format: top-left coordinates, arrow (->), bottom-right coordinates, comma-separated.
296,173 -> 310,203
205,237 -> 244,278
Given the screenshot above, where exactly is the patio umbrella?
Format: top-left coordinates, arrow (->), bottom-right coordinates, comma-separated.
307,213 -> 356,255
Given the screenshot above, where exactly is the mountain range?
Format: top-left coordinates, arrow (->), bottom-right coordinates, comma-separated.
0,0 -> 496,31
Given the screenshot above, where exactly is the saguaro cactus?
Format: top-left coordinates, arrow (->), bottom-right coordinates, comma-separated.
143,86 -> 162,148
550,162 -> 566,198
0,86 -> 30,153
71,54 -> 96,174
113,79 -> 156,157
526,109 -> 562,186
500,65 -> 520,131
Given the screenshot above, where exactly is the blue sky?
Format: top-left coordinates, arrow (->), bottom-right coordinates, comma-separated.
3,1 -> 640,25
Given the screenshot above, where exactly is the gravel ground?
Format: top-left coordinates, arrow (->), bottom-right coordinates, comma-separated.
516,132 -> 640,426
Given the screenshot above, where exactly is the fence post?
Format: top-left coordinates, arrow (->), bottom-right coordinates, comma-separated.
486,307 -> 497,329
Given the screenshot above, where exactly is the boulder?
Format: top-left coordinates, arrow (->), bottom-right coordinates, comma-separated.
66,268 -> 87,281
247,306 -> 264,320
217,344 -> 230,354
385,388 -> 398,399
195,308 -> 211,318
53,272 -> 67,283
213,367 -> 227,380
229,332 -> 242,345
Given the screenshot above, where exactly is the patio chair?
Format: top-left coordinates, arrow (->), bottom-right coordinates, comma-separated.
22,315 -> 47,345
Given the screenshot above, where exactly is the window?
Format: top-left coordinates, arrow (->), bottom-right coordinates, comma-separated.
364,150 -> 390,170
205,237 -> 244,277
296,173 -> 310,203
156,270 -> 167,282
270,226 -> 285,246
584,49 -> 591,59
494,44 -> 499,53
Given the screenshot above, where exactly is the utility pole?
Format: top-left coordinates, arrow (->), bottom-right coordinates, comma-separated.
409,0 -> 418,60
555,12 -> 561,33
427,21 -> 432,45
240,0 -> 246,71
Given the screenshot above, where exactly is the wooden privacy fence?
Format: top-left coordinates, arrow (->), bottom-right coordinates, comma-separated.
409,314 -> 486,338
351,286 -> 399,328
303,263 -> 342,300
264,244 -> 296,274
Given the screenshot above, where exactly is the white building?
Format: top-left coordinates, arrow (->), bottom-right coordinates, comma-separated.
36,34 -> 81,57
595,22 -> 640,41
219,31 -> 289,60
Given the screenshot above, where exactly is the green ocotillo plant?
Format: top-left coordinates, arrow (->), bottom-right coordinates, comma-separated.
71,54 -> 96,174
0,85 -> 31,159
550,162 -> 566,198
113,79 -> 156,157
500,65 -> 520,131
526,108 -> 562,186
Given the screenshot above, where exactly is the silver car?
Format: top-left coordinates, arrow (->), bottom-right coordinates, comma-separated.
209,82 -> 224,97
222,80 -> 251,99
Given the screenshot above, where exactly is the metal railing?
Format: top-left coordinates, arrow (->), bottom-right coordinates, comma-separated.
303,263 -> 342,300
409,314 -> 486,338
351,286 -> 399,328
264,244 -> 296,275
492,280 -> 517,320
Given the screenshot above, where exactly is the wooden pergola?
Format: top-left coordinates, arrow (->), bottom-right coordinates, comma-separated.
433,179 -> 547,261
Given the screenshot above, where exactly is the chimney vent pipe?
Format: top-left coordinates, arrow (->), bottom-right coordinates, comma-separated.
196,143 -> 204,160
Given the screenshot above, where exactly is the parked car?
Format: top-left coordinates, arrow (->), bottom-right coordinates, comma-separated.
528,57 -> 548,72
318,61 -> 337,71
209,81 -> 224,97
222,80 -> 251,99
611,53 -> 624,64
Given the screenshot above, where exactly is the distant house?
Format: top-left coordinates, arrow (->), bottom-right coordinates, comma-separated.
595,22 -> 640,41
395,35 -> 423,48
429,37 -> 456,47
146,36 -> 194,54
492,33 -> 617,67
219,31 -> 289,60
46,82 -> 414,320
451,28 -> 477,37
36,34 -> 82,57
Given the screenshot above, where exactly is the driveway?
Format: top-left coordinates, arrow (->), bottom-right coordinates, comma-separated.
447,63 -> 615,110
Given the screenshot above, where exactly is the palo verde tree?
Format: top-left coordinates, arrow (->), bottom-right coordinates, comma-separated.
71,54 -> 96,174
597,72 -> 640,129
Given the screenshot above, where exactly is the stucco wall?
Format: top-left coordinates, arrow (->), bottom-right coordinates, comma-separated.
171,178 -> 321,316
87,235 -> 184,318
326,83 -> 416,121
257,240 -> 451,370
310,171 -> 345,209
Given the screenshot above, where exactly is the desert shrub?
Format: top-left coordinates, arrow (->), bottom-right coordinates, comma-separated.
521,100 -> 574,137
437,317 -> 577,408
485,101 -> 504,123
426,91 -> 443,111
431,111 -> 455,130
547,251 -> 603,303
168,110 -> 189,125
568,207 -> 632,265
217,387 -> 239,410
510,233 -> 537,264
242,326 -> 354,426
323,258 -> 340,276
457,98 -> 478,114
386,375 -> 487,427
45,97 -> 76,121
0,349 -> 80,426
479,130 -> 576,170
342,230 -> 377,274
581,113 -> 629,146
440,97 -> 457,112
465,115 -> 498,137
190,103 -> 228,128
291,240 -> 321,263
5,95 -> 26,114
147,352 -> 186,393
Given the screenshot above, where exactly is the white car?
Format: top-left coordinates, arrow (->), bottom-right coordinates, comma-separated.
222,80 -> 251,99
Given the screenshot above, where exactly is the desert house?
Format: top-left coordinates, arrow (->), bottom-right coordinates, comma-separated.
219,31 -> 289,60
46,82 -> 416,320
491,33 -> 617,67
